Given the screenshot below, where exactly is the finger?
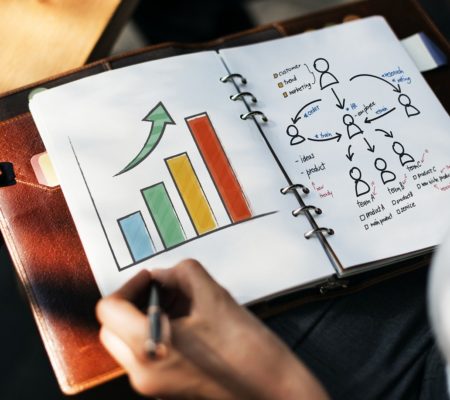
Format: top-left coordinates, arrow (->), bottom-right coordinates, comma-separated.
101,328 -> 184,399
152,259 -> 223,303
115,269 -> 152,302
154,312 -> 171,346
96,294 -> 148,360
100,327 -> 139,371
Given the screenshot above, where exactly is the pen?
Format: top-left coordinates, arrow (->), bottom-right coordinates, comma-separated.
147,281 -> 162,359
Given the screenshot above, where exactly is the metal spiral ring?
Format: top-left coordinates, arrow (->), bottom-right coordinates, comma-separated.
280,184 -> 310,195
304,227 -> 334,239
240,111 -> 268,122
292,205 -> 322,217
230,92 -> 257,103
220,73 -> 247,85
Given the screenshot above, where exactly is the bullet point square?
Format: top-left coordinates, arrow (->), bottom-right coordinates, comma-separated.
278,82 -> 284,88
283,92 -> 288,98
273,73 -> 278,79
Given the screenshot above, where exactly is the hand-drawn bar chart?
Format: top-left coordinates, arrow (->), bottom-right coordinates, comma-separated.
71,104 -> 273,271
115,112 -> 254,267
118,211 -> 154,262
186,113 -> 252,223
165,152 -> 217,235
141,182 -> 186,248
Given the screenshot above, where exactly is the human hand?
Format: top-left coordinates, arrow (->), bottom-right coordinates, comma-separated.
96,259 -> 329,399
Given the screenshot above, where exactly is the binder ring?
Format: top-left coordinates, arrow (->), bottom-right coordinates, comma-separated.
230,92 -> 257,103
304,227 -> 334,239
220,73 -> 247,85
280,184 -> 310,195
240,111 -> 268,122
292,205 -> 322,217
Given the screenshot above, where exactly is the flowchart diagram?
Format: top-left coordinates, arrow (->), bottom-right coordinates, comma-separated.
276,57 -> 449,231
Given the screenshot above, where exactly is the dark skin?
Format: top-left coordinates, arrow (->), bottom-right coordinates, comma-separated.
96,259 -> 329,399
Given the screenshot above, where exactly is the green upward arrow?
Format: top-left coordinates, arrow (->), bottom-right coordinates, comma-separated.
115,102 -> 175,176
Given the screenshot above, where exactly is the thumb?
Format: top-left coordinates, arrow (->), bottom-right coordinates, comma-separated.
152,259 -> 228,309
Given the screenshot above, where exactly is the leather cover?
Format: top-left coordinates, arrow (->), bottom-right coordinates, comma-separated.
0,0 -> 448,394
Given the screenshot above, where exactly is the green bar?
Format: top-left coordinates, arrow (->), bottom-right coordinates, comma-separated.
142,183 -> 185,248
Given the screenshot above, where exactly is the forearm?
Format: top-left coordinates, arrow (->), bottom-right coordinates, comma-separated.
97,261 -> 329,400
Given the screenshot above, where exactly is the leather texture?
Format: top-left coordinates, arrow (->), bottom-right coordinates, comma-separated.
0,0 -> 448,394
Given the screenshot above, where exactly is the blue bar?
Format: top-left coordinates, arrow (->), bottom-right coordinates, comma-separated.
118,211 -> 154,262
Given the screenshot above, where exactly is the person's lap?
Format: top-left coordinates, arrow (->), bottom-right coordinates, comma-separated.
266,267 -> 447,399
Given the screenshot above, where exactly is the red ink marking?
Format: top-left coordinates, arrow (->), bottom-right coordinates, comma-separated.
435,183 -> 450,192
312,182 -> 333,198
441,165 -> 450,174
319,190 -> 334,198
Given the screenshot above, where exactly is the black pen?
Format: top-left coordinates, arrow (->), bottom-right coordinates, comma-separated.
146,281 -> 162,359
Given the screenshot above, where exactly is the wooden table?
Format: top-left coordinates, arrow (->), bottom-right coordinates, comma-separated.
0,0 -> 137,94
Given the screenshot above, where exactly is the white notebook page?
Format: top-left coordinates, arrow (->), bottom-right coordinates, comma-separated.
29,51 -> 334,301
221,17 -> 450,269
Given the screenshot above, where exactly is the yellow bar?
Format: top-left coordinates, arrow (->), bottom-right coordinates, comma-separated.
166,153 -> 217,235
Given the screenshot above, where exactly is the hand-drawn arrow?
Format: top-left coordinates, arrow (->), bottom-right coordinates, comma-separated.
364,107 -> 396,124
115,102 -> 175,176
291,99 -> 322,124
308,132 -> 342,142
331,88 -> 345,110
346,144 -> 354,161
375,128 -> 394,138
349,74 -> 401,93
364,138 -> 376,152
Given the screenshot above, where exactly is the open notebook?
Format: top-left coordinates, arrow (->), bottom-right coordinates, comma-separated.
29,17 -> 450,304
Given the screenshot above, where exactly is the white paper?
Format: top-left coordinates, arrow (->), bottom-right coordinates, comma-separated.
30,51 -> 333,302
221,17 -> 450,270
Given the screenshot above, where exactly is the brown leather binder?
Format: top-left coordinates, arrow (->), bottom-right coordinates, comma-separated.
0,0 -> 448,394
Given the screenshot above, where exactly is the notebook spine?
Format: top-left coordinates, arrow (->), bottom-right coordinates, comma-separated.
281,182 -> 343,275
220,71 -> 343,275
280,184 -> 334,240
220,73 -> 268,123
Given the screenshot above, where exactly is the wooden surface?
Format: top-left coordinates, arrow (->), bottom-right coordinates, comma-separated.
0,0 -> 122,93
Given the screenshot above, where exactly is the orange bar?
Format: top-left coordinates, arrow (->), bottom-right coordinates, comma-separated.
186,113 -> 252,222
